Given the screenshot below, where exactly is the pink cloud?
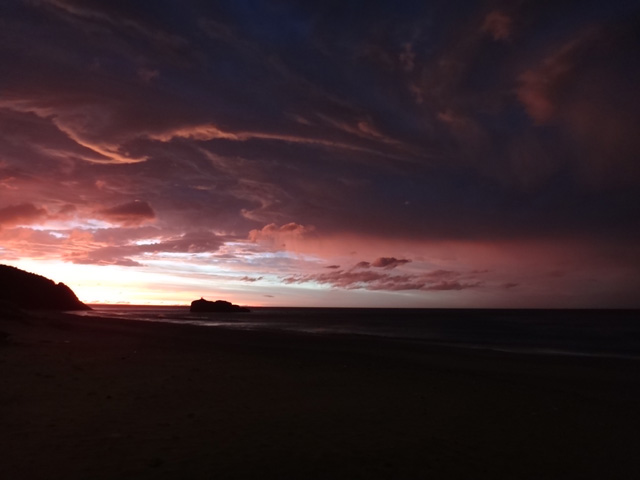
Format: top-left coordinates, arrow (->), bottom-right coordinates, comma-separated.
248,222 -> 314,250
149,124 -> 241,142
92,226 -> 161,244
279,222 -> 310,234
65,231 -> 224,266
68,251 -> 144,267
142,231 -> 224,254
0,227 -> 63,245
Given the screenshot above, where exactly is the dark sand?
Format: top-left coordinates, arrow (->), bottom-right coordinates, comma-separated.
2,312 -> 639,479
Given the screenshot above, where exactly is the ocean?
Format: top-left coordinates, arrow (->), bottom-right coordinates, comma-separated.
73,306 -> 640,360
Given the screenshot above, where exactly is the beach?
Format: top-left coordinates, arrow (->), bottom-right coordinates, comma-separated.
2,311 -> 640,479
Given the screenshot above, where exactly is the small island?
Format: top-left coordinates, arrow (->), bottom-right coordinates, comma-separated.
190,298 -> 250,313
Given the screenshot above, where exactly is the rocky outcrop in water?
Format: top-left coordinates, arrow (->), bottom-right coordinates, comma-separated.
190,298 -> 250,313
0,264 -> 91,311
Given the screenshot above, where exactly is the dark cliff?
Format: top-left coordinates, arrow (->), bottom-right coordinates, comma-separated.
0,264 -> 91,311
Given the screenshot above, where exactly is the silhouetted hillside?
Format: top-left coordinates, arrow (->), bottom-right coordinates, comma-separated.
0,265 -> 90,311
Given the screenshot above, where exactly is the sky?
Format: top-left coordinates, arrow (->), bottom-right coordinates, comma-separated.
1,0 -> 639,307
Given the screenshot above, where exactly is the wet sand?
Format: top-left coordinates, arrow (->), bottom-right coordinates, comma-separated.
1,311 -> 640,479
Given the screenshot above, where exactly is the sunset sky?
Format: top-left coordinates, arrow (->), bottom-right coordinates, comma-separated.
1,0 -> 639,307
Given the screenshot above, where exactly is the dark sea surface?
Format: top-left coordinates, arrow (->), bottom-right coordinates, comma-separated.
75,306 -> 640,359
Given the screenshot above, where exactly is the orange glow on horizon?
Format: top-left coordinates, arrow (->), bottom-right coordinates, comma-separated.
1,259 -> 255,307
3,229 -> 639,309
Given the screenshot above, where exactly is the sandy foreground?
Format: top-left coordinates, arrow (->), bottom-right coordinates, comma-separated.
1,312 -> 639,480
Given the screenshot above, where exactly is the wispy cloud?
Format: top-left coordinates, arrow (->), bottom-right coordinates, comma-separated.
0,99 -> 147,164
283,265 -> 482,293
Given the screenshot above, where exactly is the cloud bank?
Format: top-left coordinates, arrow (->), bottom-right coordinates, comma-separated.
0,0 -> 638,306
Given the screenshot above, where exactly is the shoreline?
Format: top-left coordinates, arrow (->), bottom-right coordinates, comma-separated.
2,311 -> 640,479
71,306 -> 640,362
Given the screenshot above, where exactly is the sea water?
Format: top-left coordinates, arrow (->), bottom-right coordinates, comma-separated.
73,306 -> 640,359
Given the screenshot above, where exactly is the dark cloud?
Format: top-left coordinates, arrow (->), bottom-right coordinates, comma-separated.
2,0 -> 637,242
0,203 -> 47,226
284,270 -> 399,290
57,204 -> 77,215
98,200 -> 155,225
1,0 -> 639,306
481,11 -> 512,41
371,257 -> 411,269
513,20 -> 640,188
424,280 -> 481,291
240,276 -> 263,282
354,261 -> 371,269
